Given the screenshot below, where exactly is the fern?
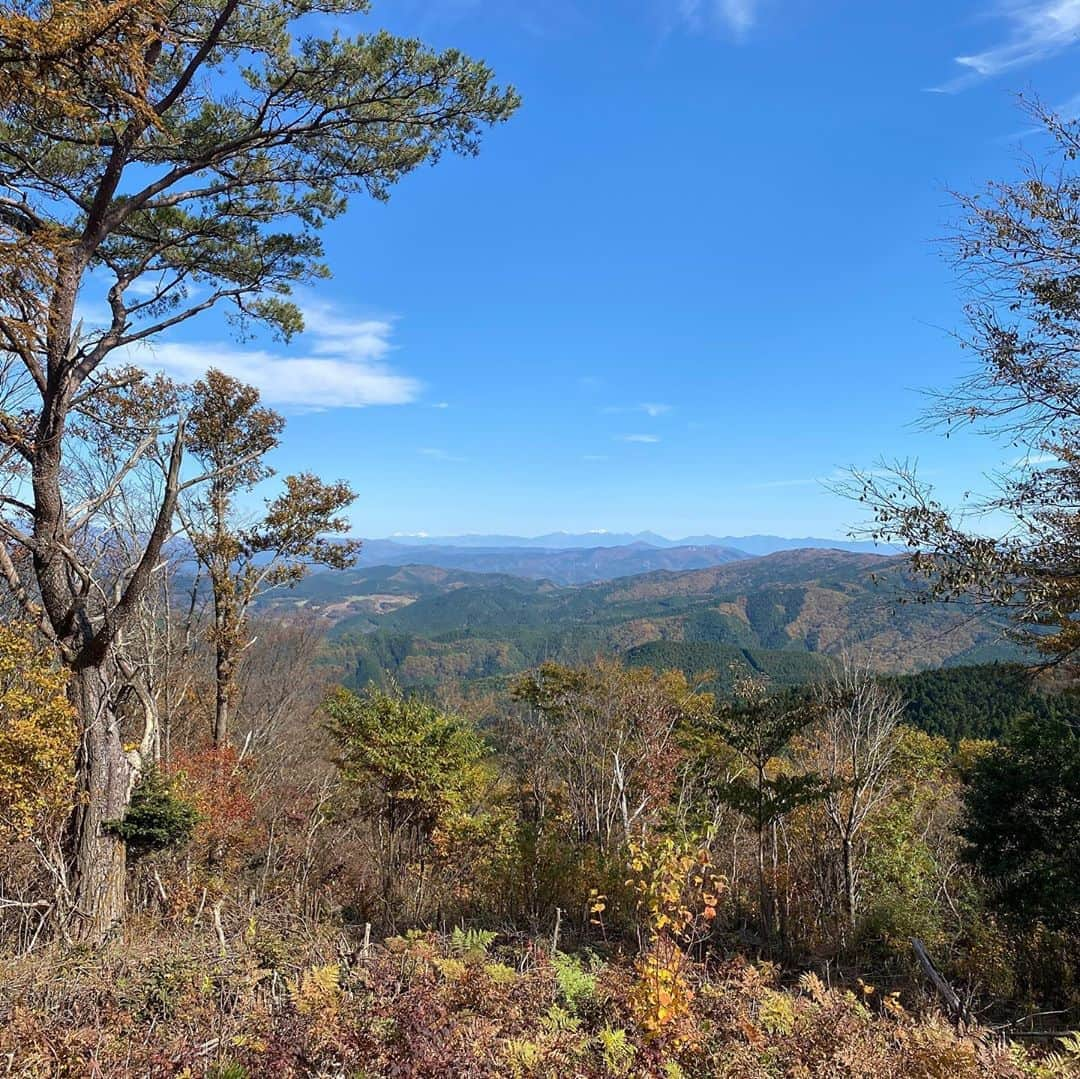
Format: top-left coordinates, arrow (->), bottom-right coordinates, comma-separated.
449,926 -> 496,961
597,1026 -> 636,1076
552,951 -> 598,1016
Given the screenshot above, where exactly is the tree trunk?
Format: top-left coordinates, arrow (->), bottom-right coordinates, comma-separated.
841,834 -> 856,941
773,820 -> 788,958
756,764 -> 774,950
756,823 -> 772,947
67,663 -> 133,943
214,636 -> 231,747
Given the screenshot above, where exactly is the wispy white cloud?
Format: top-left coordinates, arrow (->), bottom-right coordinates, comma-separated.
118,300 -> 420,410
603,402 -> 673,416
418,447 -> 467,462
298,302 -> 396,362
582,454 -> 610,461
1010,450 -> 1059,467
1057,89 -> 1080,117
432,401 -> 450,409
936,0 -> 1080,91
127,277 -> 172,299
1001,89 -> 1080,138
677,0 -> 761,37
619,433 -> 661,443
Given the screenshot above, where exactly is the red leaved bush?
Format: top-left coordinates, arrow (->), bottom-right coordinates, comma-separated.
171,744 -> 258,857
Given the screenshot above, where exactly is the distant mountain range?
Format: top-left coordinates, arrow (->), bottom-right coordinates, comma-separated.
357,539 -> 751,585
354,533 -> 897,585
378,531 -> 893,555
258,548 -> 1020,693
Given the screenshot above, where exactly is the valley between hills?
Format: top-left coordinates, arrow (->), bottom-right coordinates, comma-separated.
253,545 -> 1022,693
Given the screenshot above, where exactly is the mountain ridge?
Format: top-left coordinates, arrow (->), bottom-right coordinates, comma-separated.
373,532 -> 894,555
262,549 -> 1023,693
356,539 -> 752,584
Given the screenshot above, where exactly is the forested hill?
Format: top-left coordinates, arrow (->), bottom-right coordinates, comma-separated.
883,663 -> 1080,742
258,548 -> 1025,692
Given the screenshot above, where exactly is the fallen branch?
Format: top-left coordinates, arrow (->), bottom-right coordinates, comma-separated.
911,937 -> 973,1025
212,901 -> 227,957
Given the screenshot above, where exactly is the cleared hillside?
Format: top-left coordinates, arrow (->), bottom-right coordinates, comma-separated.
267,549 -> 1023,691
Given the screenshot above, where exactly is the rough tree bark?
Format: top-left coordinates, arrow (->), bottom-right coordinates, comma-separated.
36,408 -> 184,940
67,662 -> 130,936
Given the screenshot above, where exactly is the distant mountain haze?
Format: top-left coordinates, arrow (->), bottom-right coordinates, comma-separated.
204,534 -> 895,584
375,532 -> 893,554
255,549 -> 1021,693
350,533 -> 898,586
357,539 -> 751,584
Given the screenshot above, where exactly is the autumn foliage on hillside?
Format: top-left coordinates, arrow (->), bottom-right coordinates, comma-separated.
4,929 -> 1072,1078
1,4 -> 1080,1066
2,606 -> 1080,1075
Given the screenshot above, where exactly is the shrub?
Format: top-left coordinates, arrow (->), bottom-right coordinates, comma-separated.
0,927 -> 1056,1077
0,622 -> 76,839
108,768 -> 199,858
963,714 -> 1080,933
552,950 -> 600,1016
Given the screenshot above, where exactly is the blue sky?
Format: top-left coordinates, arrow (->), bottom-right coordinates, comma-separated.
135,0 -> 1080,539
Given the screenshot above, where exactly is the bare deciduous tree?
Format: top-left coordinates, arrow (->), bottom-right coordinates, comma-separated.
809,660 -> 902,942
510,661 -> 697,852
